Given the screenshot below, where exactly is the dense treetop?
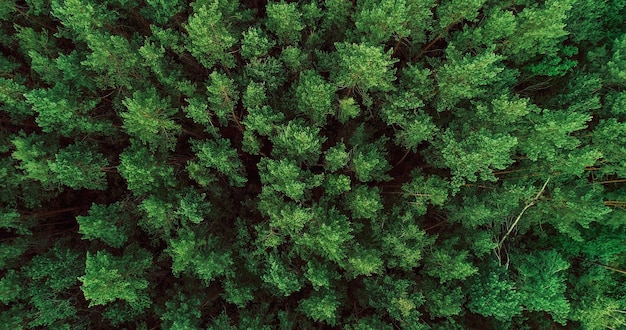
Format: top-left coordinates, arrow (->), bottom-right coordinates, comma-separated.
1,0 -> 625,329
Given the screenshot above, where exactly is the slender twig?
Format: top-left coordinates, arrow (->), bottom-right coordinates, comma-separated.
498,177 -> 550,248
599,179 -> 626,184
394,149 -> 411,167
580,258 -> 626,276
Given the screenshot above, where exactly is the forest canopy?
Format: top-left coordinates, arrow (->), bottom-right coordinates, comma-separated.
1,0 -> 626,329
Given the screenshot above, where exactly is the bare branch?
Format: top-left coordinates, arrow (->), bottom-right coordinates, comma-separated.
498,177 -> 551,248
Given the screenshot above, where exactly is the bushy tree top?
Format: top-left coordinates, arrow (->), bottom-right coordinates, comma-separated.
0,0 -> 625,328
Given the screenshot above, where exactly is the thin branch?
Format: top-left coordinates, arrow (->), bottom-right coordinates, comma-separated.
394,149 -> 411,167
604,201 -> 626,207
590,262 -> 626,275
498,177 -> 550,248
599,179 -> 626,184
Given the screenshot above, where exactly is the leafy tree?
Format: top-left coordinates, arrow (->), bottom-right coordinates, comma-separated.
348,126 -> 392,182
118,142 -> 177,195
11,132 -> 59,188
432,128 -> 517,186
333,42 -> 398,100
351,0 -> 413,45
159,291 -> 202,329
467,263 -> 523,322
296,70 -> 336,124
49,141 -> 109,190
77,202 -> 131,248
207,71 -> 239,126
377,208 -> 434,270
345,185 -> 383,220
241,27 -> 275,60
296,205 -> 353,263
424,239 -> 478,283
363,275 -> 426,325
261,251 -> 303,296
258,158 -> 310,201
82,32 -> 144,89
187,137 -> 247,187
79,246 -> 152,308
2,0 -> 626,328
166,228 -> 233,284
513,250 -> 570,323
435,47 -> 504,111
25,83 -> 109,136
298,288 -> 341,326
121,87 -> 181,151
184,0 -> 236,69
271,119 -> 326,164
265,1 -> 305,45
501,0 -> 575,63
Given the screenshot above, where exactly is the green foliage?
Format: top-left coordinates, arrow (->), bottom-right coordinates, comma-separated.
502,0 -> 575,63
364,275 -> 425,323
137,189 -> 173,228
25,84 -> 108,136
79,247 -> 152,308
184,1 -> 236,69
467,264 -> 523,321
77,202 -> 131,248
223,276 -> 255,307
0,269 -> 21,304
245,56 -> 287,91
159,291 -> 202,329
244,105 -> 284,136
0,209 -> 30,235
0,237 -> 29,270
11,132 -> 59,187
259,158 -> 311,201
207,72 -> 239,126
435,0 -> 485,31
296,206 -> 353,263
49,142 -> 109,190
324,143 -> 349,172
323,174 -> 351,196
379,208 -> 433,270
349,129 -> 392,182
271,120 -> 327,164
166,228 -> 233,283
265,1 -> 305,45
118,142 -> 176,195
435,48 -> 504,111
346,245 -> 383,278
424,241 -> 478,283
423,280 -> 464,318
345,185 -> 383,219
337,97 -> 361,123
435,128 -> 517,185
82,33 -> 143,89
333,42 -> 398,97
121,87 -> 181,151
514,250 -> 570,323
401,172 -> 449,215
241,27 -> 275,60
188,138 -> 247,187
296,70 -> 336,124
261,252 -> 303,296
141,0 -> 183,25
352,0 -> 412,44
2,0 -> 625,328
304,259 -> 340,291
298,289 -> 341,326
519,109 -> 591,162
24,244 -> 83,292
